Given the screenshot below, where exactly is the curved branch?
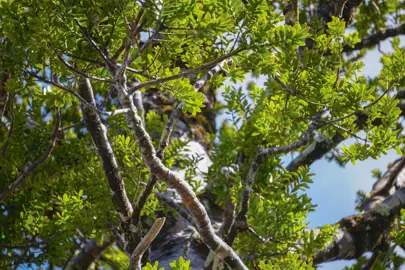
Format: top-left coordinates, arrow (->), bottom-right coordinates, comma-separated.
129,217 -> 166,270
116,80 -> 248,269
0,108 -> 61,203
131,59 -> 231,227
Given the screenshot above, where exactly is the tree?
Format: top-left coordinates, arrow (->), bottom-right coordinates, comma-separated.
1,0 -> 405,269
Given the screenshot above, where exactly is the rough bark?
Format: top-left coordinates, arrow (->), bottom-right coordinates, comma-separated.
115,76 -> 248,269
78,78 -> 133,221
314,186 -> 405,264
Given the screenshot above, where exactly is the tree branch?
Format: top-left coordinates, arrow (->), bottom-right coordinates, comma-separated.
343,23 -> 405,53
70,237 -> 115,270
286,132 -> 344,171
74,18 -> 114,70
361,157 -> 405,211
241,117 -> 322,217
226,116 -> 322,246
285,90 -> 405,172
129,217 -> 166,270
313,185 -> 405,264
131,59 -> 231,227
78,77 -> 133,220
0,108 -> 61,203
313,154 -> 405,264
24,69 -> 129,117
128,49 -> 242,93
115,73 -> 248,269
117,9 -> 145,78
155,192 -> 193,223
56,53 -> 115,83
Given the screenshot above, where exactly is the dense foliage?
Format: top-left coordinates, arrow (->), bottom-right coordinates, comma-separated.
1,0 -> 405,269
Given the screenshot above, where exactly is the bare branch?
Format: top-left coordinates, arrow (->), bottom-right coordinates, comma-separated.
116,76 -> 248,269
258,115 -> 322,158
227,116 -> 323,246
117,9 -> 145,78
133,90 -> 145,126
286,87 -> 402,172
313,154 -> 405,264
127,29 -> 161,67
64,52 -> 149,77
274,76 -> 327,106
78,78 -> 133,220
129,217 -> 166,270
0,108 -> 62,203
286,132 -> 344,172
62,241 -> 82,270
363,251 -> 381,270
361,157 -> 405,211
131,59 -> 231,227
61,120 -> 84,131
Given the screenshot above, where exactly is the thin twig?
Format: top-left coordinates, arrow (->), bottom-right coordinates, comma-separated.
226,116 -> 323,246
326,88 -> 391,124
363,251 -> 380,270
74,18 -> 114,69
56,53 -> 115,83
62,241 -> 82,270
117,9 -> 146,77
0,108 -> 62,202
128,48 -> 243,92
61,120 -> 84,131
274,76 -> 326,106
24,69 -> 129,117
